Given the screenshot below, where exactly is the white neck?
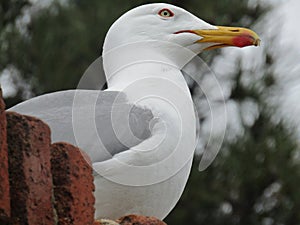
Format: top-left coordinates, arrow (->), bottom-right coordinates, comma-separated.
102,41 -> 197,100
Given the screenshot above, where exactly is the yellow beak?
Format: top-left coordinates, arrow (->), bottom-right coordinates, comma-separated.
193,26 -> 261,51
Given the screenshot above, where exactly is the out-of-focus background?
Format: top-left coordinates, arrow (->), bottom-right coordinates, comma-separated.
1,0 -> 300,224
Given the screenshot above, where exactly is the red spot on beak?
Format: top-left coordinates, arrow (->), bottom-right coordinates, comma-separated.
232,34 -> 255,48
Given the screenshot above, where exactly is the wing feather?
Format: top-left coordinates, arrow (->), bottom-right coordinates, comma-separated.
9,90 -> 153,162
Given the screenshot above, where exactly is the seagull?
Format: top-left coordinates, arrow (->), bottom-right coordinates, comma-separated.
9,3 -> 260,220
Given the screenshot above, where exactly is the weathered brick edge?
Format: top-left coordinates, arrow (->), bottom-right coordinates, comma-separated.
117,215 -> 167,225
0,88 -> 10,224
51,142 -> 95,225
7,112 -> 55,225
94,215 -> 167,225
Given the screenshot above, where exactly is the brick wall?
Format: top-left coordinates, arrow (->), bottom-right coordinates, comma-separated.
0,89 -> 95,225
0,89 -> 10,224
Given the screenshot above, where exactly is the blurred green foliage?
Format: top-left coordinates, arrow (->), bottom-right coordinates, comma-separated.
1,0 -> 300,224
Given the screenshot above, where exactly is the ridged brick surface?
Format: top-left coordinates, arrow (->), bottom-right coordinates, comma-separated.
7,112 -> 55,225
0,88 -> 10,224
51,142 -> 95,225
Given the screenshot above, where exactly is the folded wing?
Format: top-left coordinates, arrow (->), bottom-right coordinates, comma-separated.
9,90 -> 153,163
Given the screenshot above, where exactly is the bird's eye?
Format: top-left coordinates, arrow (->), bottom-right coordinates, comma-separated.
158,8 -> 174,18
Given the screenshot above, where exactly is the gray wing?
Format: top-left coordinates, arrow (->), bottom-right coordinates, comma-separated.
9,90 -> 153,163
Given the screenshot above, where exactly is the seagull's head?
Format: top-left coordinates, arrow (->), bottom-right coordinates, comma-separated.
103,3 -> 260,68
103,3 -> 260,55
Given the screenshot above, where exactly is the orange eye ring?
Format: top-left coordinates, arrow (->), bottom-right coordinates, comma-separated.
158,8 -> 174,18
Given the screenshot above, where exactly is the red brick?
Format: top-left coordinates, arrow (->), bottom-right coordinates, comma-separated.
51,142 -> 95,225
6,112 -> 55,225
94,219 -> 119,225
0,89 -> 10,224
117,215 -> 167,225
